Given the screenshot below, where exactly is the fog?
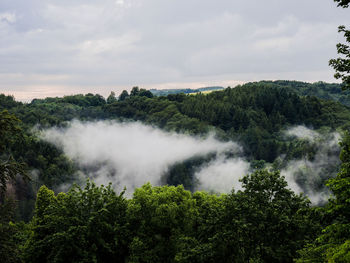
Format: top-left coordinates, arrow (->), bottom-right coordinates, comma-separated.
41,120 -> 239,193
40,122 -> 342,203
194,156 -> 250,193
285,125 -> 319,141
281,126 -> 341,204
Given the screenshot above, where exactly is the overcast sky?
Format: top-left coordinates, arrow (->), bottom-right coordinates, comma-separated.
0,0 -> 348,100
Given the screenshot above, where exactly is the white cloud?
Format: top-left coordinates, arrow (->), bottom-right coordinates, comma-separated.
116,0 -> 124,6
285,126 -> 319,141
0,0 -> 348,100
0,12 -> 16,23
40,120 -> 238,193
79,34 -> 140,55
281,127 -> 341,204
39,121 -> 342,203
195,156 -> 250,193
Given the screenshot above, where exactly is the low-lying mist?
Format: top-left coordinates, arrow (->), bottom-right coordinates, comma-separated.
280,126 -> 341,204
40,121 -> 341,204
41,120 -> 241,193
195,156 -> 250,193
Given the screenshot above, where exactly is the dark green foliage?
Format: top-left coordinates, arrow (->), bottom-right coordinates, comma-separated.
127,183 -> 198,263
128,86 -> 153,98
24,181 -> 128,263
3,82 -> 349,167
130,86 -> 140,96
296,5 -> 350,259
212,170 -> 320,263
0,94 -> 22,111
165,154 -> 216,190
297,133 -> 350,262
329,1 -> 350,89
105,83 -> 350,161
119,90 -> 130,101
0,199 -> 26,263
0,110 -> 29,263
22,172 -> 319,263
150,86 -> 224,96
246,80 -> 350,106
16,137 -> 77,188
0,82 -> 347,222
0,81 -> 348,226
329,25 -> 350,90
106,91 -> 117,104
0,110 -> 28,202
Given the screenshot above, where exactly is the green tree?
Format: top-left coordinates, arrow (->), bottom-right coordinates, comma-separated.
0,110 -> 27,263
329,0 -> 350,89
138,89 -> 154,98
0,198 -> 23,263
130,86 -> 140,96
0,109 -> 28,202
119,90 -> 130,101
218,170 -> 319,263
24,181 -> 128,263
106,91 -> 117,104
176,191 -> 224,263
127,183 -> 197,263
297,133 -> 350,262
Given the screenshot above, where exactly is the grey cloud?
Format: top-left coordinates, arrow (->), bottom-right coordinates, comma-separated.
0,0 -> 348,99
39,121 -> 342,203
281,126 -> 341,204
194,156 -> 250,193
40,120 -> 237,193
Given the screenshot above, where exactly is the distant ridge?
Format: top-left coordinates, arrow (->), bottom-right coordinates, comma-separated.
242,80 -> 350,107
150,86 -> 224,96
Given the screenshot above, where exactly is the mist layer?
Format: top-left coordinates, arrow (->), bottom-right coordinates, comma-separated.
41,120 -> 238,192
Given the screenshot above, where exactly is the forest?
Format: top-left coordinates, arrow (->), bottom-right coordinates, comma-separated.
2,0 -> 350,261
0,77 -> 350,262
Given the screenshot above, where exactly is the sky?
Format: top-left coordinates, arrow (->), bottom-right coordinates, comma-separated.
0,0 -> 349,100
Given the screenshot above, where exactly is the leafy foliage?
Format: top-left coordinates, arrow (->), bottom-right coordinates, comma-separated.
213,170 -> 319,263
329,26 -> 350,90
0,110 -> 29,263
329,0 -> 350,89
127,183 -> 197,262
24,181 -> 128,263
0,110 -> 28,203
297,133 -> 350,262
0,82 -> 348,220
22,170 -> 320,263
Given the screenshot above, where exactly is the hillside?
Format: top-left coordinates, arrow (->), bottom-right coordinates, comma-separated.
1,81 -> 350,262
0,82 -> 348,198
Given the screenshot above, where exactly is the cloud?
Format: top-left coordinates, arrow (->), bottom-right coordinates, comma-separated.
285,125 -> 319,141
115,0 -> 125,6
39,121 -> 342,203
0,0 -> 348,100
40,120 -> 238,193
194,156 -> 250,193
0,12 -> 16,24
281,126 -> 341,204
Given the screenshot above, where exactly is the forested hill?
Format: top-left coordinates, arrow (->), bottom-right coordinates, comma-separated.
150,86 -> 224,96
149,80 -> 350,107
1,82 -> 350,163
1,81 -> 350,262
0,81 -> 349,194
2,81 -> 350,166
244,80 -> 350,107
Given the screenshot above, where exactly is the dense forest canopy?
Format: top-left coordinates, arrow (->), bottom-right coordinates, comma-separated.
0,79 -> 350,262
1,0 -> 350,262
0,81 -> 348,193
